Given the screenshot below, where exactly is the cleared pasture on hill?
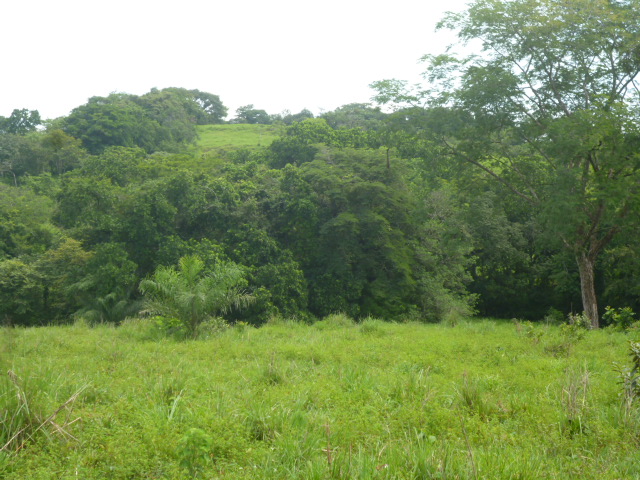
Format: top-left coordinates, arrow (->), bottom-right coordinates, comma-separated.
196,124 -> 283,155
0,317 -> 638,479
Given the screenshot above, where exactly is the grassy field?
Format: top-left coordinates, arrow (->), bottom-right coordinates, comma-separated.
195,124 -> 283,156
1,316 -> 639,479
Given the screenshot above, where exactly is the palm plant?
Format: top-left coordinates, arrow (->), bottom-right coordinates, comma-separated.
76,290 -> 142,325
139,255 -> 253,336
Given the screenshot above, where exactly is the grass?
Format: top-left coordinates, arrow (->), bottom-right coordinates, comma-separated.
195,124 -> 283,157
0,317 -> 639,479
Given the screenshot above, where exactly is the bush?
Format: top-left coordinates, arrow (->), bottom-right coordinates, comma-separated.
603,306 -> 636,331
614,341 -> 640,410
139,255 -> 254,338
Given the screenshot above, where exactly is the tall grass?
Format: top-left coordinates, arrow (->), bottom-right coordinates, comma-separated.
0,318 -> 638,479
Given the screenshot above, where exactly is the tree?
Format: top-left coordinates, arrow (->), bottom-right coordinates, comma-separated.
81,146 -> 146,186
231,105 -> 272,124
321,103 -> 386,130
134,89 -> 198,148
0,109 -> 41,135
63,94 -> 161,154
187,89 -> 228,124
37,237 -> 93,319
159,88 -> 228,124
279,108 -> 315,125
41,129 -> 86,175
0,184 -> 56,258
139,255 -> 254,336
373,0 -> 640,327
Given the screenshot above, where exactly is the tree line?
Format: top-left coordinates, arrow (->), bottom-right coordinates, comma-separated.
1,0 -> 639,328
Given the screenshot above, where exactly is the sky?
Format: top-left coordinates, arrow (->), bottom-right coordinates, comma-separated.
0,0 -> 469,121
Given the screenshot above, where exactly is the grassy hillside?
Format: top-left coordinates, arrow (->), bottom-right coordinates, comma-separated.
196,124 -> 284,156
1,317 -> 638,479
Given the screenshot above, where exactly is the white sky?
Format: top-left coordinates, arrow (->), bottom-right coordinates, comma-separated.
0,0 -> 469,120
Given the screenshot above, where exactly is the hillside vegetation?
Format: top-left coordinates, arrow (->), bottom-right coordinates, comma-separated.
1,2 -> 640,475
1,318 -> 638,479
2,0 -> 640,328
196,124 -> 284,155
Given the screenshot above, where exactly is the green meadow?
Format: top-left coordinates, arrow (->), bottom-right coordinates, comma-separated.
196,124 -> 283,155
1,317 -> 638,479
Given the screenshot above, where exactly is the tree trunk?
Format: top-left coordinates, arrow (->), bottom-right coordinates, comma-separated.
576,252 -> 599,328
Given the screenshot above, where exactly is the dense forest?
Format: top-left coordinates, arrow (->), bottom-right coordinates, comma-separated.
1,0 -> 639,330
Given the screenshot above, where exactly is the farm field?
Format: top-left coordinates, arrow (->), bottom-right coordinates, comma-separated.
1,317 -> 639,479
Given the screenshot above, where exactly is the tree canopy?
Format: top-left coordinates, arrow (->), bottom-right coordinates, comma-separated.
372,0 -> 640,327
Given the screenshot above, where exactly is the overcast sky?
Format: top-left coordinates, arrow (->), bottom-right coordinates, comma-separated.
1,0 -> 469,120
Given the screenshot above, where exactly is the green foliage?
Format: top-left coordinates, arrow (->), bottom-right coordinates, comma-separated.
225,226 -> 308,323
231,104 -> 272,124
161,88 -> 227,125
0,259 -> 43,326
320,103 -> 387,130
63,94 -> 162,154
62,89 -> 227,155
75,292 -> 141,326
566,312 -> 591,330
545,317 -> 589,357
0,133 -> 48,178
40,129 -> 86,175
603,306 -> 637,331
139,255 -> 254,336
0,109 -> 41,135
0,184 -> 57,258
177,427 -> 213,477
613,341 -> 640,428
276,108 -> 314,125
372,0 -> 640,327
80,146 -> 146,186
37,237 -> 93,320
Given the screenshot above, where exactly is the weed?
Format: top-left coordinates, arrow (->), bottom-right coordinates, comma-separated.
613,341 -> 640,414
567,311 -> 591,329
244,403 -> 283,442
177,427 -> 213,477
0,370 -> 85,454
262,352 -> 285,385
457,373 -> 495,420
233,320 -> 251,335
545,318 -> 588,357
152,315 -> 187,338
358,317 -> 386,337
314,313 -> 355,330
544,307 -> 565,325
195,316 -> 228,339
561,366 -> 590,436
522,320 -> 545,344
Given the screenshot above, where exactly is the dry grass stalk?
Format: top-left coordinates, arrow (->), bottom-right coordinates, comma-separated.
1,370 -> 86,453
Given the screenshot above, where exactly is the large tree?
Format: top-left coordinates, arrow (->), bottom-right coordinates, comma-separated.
0,109 -> 41,135
373,0 -> 640,327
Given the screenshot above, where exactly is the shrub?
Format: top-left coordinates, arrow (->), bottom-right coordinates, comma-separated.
140,255 -> 254,338
177,428 -> 213,477
614,341 -> 640,407
603,306 -> 636,331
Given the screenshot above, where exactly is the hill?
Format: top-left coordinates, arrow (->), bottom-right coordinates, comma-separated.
196,123 -> 284,156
